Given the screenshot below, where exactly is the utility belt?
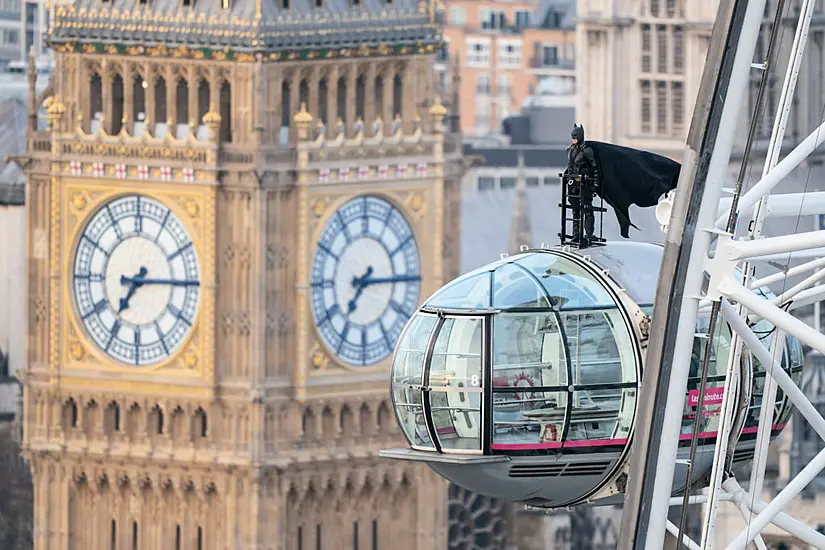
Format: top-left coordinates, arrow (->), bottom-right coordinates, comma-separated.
564,174 -> 597,197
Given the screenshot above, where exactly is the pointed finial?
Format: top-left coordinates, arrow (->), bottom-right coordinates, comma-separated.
429,95 -> 447,118
294,102 -> 313,124
294,103 -> 313,141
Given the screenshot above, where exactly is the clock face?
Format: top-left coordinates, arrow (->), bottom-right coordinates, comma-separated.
310,195 -> 422,367
72,195 -> 200,366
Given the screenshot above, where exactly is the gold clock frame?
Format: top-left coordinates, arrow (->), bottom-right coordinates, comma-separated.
301,186 -> 435,377
53,177 -> 217,395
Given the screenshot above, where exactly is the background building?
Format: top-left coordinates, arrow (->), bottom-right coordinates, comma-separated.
18,0 -> 473,546
437,0 -> 576,137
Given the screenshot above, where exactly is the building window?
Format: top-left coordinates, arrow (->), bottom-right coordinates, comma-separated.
656,80 -> 668,134
7,30 -> 18,45
475,102 -> 490,132
640,80 -> 652,134
481,9 -> 505,30
641,25 -> 651,73
496,75 -> 510,98
449,6 -> 465,25
515,10 -> 531,28
666,0 -> 677,17
478,176 -> 495,191
526,177 -> 539,187
500,177 -> 516,190
541,45 -> 559,66
672,82 -> 684,133
498,41 -> 521,68
476,75 -> 490,95
650,0 -> 659,17
221,0 -> 229,8
656,25 -> 668,73
673,26 -> 684,74
467,39 -> 490,66
543,176 -> 555,186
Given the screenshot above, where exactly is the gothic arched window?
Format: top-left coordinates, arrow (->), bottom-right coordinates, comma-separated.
111,74 -> 124,134
219,81 -> 231,143
176,78 -> 189,126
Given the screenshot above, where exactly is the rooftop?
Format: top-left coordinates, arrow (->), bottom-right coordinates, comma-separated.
49,0 -> 444,55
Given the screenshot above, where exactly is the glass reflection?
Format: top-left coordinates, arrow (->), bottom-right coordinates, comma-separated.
491,306 -> 638,451
425,272 -> 491,310
391,314 -> 437,388
394,391 -> 433,448
431,391 -> 482,451
679,314 -> 731,441
514,253 -> 617,310
561,308 -> 638,447
430,317 -> 484,390
391,314 -> 437,449
493,392 -> 567,449
429,317 -> 484,452
492,263 -> 550,309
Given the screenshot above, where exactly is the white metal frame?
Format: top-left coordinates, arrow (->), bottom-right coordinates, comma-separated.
645,0 -> 825,547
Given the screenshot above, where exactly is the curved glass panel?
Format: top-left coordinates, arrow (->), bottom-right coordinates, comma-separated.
490,302 -> 639,451
492,263 -> 551,310
391,314 -> 437,388
678,313 -> 732,443
514,253 -> 617,310
430,317 -> 484,389
425,272 -> 491,310
584,242 -> 664,306
561,308 -> 638,448
431,391 -> 483,451
428,317 -> 484,451
391,314 -> 437,449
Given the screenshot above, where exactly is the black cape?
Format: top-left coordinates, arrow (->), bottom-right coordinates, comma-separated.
587,141 -> 681,238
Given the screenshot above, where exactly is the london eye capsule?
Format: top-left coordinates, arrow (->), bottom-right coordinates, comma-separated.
379,242 -> 803,508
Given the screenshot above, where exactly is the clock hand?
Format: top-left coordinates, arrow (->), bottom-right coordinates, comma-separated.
351,265 -> 374,287
118,283 -> 139,312
348,266 -> 374,313
354,274 -> 422,288
348,285 -> 366,314
120,276 -> 200,287
118,266 -> 148,313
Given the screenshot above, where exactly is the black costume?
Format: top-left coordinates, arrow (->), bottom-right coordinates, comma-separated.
564,124 -> 599,245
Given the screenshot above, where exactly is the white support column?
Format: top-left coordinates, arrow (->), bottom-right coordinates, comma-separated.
721,278 -> 825,355
725,446 -> 825,549
717,192 -> 825,219
750,256 -> 825,289
644,0 -> 769,545
714,118 -> 825,227
720,300 -> 825,440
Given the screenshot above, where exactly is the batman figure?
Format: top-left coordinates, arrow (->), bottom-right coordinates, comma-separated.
564,124 -> 599,246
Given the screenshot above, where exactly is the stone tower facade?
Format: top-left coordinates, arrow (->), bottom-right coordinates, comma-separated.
17,0 -> 464,546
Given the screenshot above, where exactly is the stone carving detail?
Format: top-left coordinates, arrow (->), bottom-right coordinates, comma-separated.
237,244 -> 251,268
237,312 -> 251,336
447,484 -> 508,550
33,298 -> 47,323
265,244 -> 277,270
223,243 -> 236,265
221,312 -> 234,335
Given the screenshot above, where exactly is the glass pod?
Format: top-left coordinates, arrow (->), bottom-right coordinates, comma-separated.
382,242 -> 803,509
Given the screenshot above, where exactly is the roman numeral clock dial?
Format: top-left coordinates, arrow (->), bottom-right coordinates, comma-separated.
310,195 -> 422,367
72,195 -> 200,366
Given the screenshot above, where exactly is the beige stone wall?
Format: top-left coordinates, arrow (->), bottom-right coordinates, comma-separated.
21,44 -> 459,550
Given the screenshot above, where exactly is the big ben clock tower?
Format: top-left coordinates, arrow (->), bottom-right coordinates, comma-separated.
17,0 -> 464,543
